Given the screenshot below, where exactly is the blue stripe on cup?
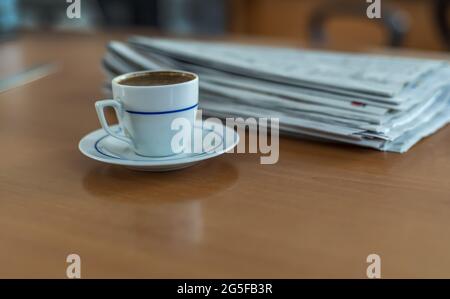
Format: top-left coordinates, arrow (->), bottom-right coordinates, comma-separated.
125,103 -> 198,115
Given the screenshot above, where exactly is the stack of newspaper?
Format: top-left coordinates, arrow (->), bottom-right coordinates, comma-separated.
102,36 -> 450,153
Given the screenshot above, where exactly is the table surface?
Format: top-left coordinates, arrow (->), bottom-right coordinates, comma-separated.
1,31 -> 450,278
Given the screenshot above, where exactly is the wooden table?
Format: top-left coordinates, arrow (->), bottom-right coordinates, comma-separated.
1,31 -> 450,278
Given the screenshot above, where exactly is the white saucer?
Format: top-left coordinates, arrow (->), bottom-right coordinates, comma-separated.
78,121 -> 239,171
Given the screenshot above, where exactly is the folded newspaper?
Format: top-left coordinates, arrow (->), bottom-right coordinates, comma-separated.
101,36 -> 450,153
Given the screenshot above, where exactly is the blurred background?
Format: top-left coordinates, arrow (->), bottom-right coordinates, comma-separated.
0,0 -> 449,51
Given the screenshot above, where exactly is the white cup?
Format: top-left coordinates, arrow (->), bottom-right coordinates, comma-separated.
95,70 -> 198,157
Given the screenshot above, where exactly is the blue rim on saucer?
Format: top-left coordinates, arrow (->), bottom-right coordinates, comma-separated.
78,120 -> 239,170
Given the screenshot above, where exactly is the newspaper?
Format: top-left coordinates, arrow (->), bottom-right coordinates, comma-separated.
101,37 -> 450,153
128,37 -> 444,97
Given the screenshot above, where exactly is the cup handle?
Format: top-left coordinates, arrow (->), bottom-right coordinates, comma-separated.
95,99 -> 133,146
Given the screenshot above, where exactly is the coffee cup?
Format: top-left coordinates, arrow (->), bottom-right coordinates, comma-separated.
95,70 -> 198,157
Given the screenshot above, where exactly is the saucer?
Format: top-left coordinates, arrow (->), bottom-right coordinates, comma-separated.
78,120 -> 239,171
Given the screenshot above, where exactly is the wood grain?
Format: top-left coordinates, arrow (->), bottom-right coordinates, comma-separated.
1,31 -> 450,278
